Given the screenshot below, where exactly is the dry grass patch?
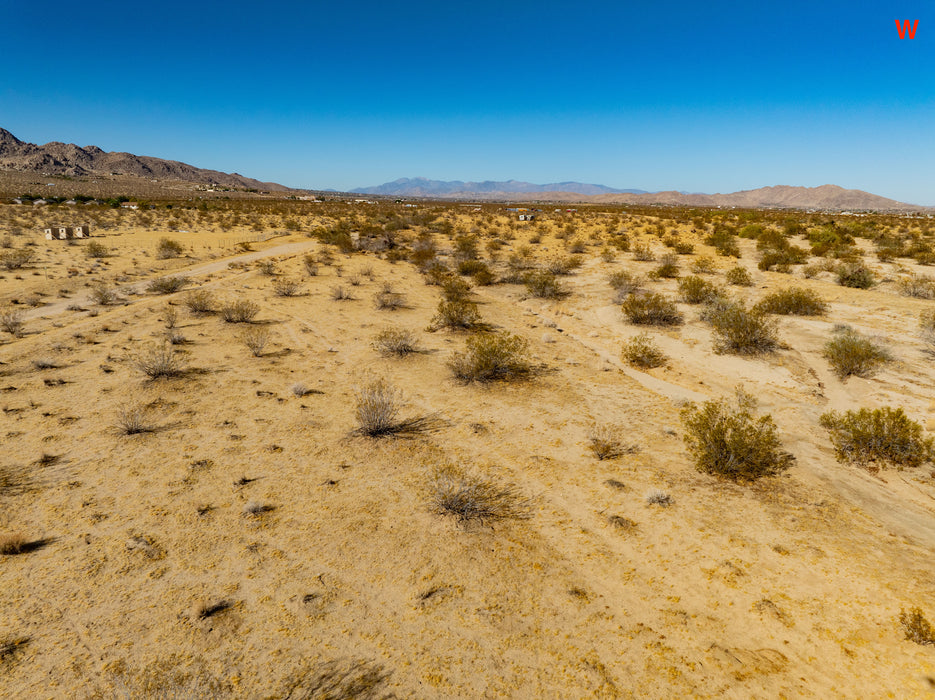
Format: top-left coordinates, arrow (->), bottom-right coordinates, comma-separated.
133,342 -> 184,379
279,658 -> 392,700
240,327 -> 271,356
115,403 -> 156,435
899,608 -> 935,646
430,465 -> 532,524
219,299 -> 259,323
820,407 -> 934,469
352,378 -> 443,437
183,288 -> 214,314
588,424 -> 639,460
374,328 -> 419,356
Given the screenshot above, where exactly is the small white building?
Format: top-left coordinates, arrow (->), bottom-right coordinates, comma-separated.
44,224 -> 91,240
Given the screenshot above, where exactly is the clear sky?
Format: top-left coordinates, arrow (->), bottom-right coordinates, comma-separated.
2,1 -> 932,203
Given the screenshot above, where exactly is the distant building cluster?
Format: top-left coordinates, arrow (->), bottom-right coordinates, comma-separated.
44,225 -> 91,240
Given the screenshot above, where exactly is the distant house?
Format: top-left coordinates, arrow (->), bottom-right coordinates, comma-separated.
518,214 -> 536,221
121,202 -> 140,210
32,199 -> 47,206
11,198 -> 22,204
44,224 -> 91,240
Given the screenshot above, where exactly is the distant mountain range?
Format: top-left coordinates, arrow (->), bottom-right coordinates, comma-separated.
354,177 -> 925,211
352,177 -> 648,197
0,128 -> 288,191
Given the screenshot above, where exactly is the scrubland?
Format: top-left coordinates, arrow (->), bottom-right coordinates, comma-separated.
2,198 -> 935,697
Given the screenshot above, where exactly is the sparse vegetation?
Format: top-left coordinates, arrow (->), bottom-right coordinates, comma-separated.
90,284 -> 120,305
607,269 -> 645,296
147,276 -> 190,295
183,288 -> 214,314
428,299 -> 482,331
820,407 -> 934,468
681,390 -> 795,481
725,266 -> 754,286
272,277 -> 302,296
155,237 -> 185,259
677,275 -> 722,304
899,608 -> 935,645
133,342 -> 184,379
524,270 -> 570,299
115,403 -> 156,435
0,306 -> 24,337
823,327 -> 891,379
240,327 -> 270,356
430,465 -> 532,524
374,328 -> 419,356
702,298 -> 779,354
352,377 -> 442,437
85,241 -> 109,258
835,262 -> 876,289
374,284 -> 406,309
587,424 -> 639,460
449,332 -> 534,382
219,299 -> 259,323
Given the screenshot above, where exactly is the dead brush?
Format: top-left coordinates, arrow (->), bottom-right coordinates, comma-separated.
429,465 -> 532,524
352,378 -> 443,437
0,636 -> 29,666
1,307 -> 25,337
147,276 -> 190,295
133,342 -> 184,379
588,424 -> 640,460
240,327 -> 271,357
278,658 -> 392,700
331,285 -> 355,301
183,289 -> 215,314
373,284 -> 406,309
115,403 -> 156,435
90,284 -> 120,305
374,328 -> 419,356
272,277 -> 302,297
219,299 -> 259,323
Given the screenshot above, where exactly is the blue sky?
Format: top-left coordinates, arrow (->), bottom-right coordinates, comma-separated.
2,1 -> 932,202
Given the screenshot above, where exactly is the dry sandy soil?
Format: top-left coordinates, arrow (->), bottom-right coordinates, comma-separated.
2,206 -> 935,698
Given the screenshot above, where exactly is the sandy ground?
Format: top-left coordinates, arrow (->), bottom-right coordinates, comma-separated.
2,213 -> 935,698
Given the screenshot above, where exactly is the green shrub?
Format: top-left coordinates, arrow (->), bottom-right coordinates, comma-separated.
681,391 -> 794,481
702,299 -> 779,354
621,293 -> 683,326
457,259 -> 488,276
155,237 -> 185,259
757,247 -> 808,272
835,263 -> 875,289
651,253 -> 680,279
428,299 -> 482,331
631,242 -> 655,261
819,407 -> 934,468
449,332 -> 534,382
677,276 -> 722,304
622,332 -> 667,368
822,327 -> 890,379
147,276 -> 190,295
754,287 -> 828,316
690,256 -> 717,274
607,270 -> 645,295
546,255 -> 583,275
705,228 -> 740,257
441,277 -> 472,302
725,266 -> 754,286
524,270 -> 569,299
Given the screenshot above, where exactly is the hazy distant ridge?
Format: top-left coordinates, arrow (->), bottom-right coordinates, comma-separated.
352,177 -> 648,197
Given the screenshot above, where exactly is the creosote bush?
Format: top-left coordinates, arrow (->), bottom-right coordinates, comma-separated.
449,332 -> 534,382
183,289 -> 214,314
681,390 -> 794,481
86,241 -> 109,259
607,269 -> 645,296
430,465 -> 532,524
819,407 -> 934,468
622,332 -> 667,368
822,327 -> 890,379
753,287 -> 828,316
374,328 -> 419,356
147,276 -> 190,295
352,377 -> 442,437
899,608 -> 935,646
428,299 -> 482,331
651,253 -> 680,279
524,270 -> 569,299
702,298 -> 779,354
835,262 -> 876,289
621,293 -> 683,326
133,342 -> 184,379
725,266 -> 754,286
677,275 -> 722,304
155,237 -> 185,259
219,299 -> 259,323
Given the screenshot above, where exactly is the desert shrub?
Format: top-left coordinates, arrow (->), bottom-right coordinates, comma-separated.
256,259 -> 277,275
703,299 -> 779,354
115,403 -> 155,435
352,377 -> 441,437
691,256 -> 717,274
278,658 -> 391,700
820,407 -> 934,468
86,241 -> 109,258
155,237 -> 184,259
457,259 -> 488,276
681,391 -> 795,481
758,247 -> 808,272
90,284 -> 119,305
133,342 -> 183,379
677,275 -> 722,304
835,263 -> 876,289
472,266 -> 496,286
373,284 -> 405,310
0,636 -> 29,666
330,285 -> 355,301
622,332 -> 667,368
441,277 -> 472,302
645,489 -> 672,506
651,253 -> 680,279
430,465 -> 531,524
546,255 -> 583,275
449,332 -> 533,382
240,327 -> 270,356
272,277 -> 302,297
302,254 -> 318,276
607,270 -> 645,295
899,608 -> 935,646
183,289 -> 214,314
754,287 -> 828,315
823,327 -> 890,379
0,248 -> 34,270
147,276 -> 190,295
600,247 -> 616,262
897,273 -> 935,299
706,228 -> 741,257
725,265 -> 754,286
163,304 -> 178,329
588,424 -> 639,460
374,328 -> 419,356
428,299 -> 481,331
219,299 -> 259,323
524,270 -> 569,299
0,307 -> 24,337
631,242 -> 655,261
621,293 -> 683,326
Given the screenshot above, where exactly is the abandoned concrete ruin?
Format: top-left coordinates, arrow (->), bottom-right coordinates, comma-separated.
44,225 -> 91,240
